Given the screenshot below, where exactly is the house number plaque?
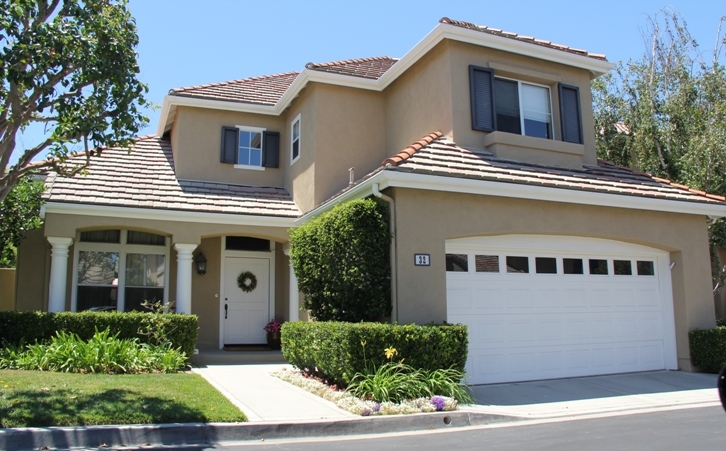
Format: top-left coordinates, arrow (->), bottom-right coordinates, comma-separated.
414,254 -> 430,266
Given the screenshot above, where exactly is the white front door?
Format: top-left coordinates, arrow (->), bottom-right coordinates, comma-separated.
223,257 -> 271,344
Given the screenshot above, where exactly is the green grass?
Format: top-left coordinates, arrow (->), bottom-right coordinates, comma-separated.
0,370 -> 247,427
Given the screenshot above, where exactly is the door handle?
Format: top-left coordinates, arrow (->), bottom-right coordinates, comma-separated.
224,303 -> 228,319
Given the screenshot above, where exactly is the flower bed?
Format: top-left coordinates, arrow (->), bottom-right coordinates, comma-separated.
271,368 -> 458,416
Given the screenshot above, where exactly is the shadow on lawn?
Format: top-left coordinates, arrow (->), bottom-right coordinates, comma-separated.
0,387 -> 211,428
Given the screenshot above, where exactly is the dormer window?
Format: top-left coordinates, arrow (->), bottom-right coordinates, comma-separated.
220,126 -> 280,169
470,65 -> 583,145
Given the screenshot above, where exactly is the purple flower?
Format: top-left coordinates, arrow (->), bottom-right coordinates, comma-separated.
372,403 -> 381,412
430,396 -> 445,411
361,408 -> 372,416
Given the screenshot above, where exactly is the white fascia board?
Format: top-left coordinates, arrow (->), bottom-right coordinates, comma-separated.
384,171 -> 726,217
43,202 -> 297,228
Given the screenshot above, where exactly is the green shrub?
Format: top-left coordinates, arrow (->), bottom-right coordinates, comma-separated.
0,329 -> 186,373
289,198 -> 391,321
281,321 -> 468,385
0,311 -> 198,357
689,327 -> 726,372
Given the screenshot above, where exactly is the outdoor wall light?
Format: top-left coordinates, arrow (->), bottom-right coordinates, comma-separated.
195,252 -> 207,275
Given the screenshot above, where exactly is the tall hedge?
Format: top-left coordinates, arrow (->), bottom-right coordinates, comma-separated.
689,327 -> 726,372
0,311 -> 198,357
281,321 -> 468,385
289,198 -> 391,321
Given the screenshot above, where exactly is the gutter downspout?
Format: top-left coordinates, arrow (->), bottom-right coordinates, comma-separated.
372,182 -> 397,322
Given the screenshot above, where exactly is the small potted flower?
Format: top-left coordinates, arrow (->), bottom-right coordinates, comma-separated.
264,319 -> 284,350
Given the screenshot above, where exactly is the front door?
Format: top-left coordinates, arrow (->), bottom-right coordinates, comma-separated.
223,257 -> 270,344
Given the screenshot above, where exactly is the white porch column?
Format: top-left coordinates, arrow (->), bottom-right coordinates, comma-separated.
283,245 -> 299,321
47,237 -> 73,312
174,243 -> 197,315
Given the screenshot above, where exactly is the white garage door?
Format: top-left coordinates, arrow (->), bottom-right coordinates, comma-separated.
446,235 -> 677,385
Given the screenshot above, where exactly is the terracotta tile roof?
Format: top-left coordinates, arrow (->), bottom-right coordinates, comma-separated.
44,136 -> 300,218
381,132 -> 726,205
305,56 -> 398,79
169,72 -> 299,106
440,17 -> 608,61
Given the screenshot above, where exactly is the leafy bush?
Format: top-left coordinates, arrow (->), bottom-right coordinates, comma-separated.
289,198 -> 391,321
281,321 -> 468,385
689,327 -> 726,372
0,329 -> 186,373
0,311 -> 198,357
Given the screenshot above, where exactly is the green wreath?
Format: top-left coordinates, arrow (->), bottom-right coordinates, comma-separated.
237,271 -> 257,293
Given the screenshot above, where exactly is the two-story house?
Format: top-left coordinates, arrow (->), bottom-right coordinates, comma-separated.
14,18 -> 726,385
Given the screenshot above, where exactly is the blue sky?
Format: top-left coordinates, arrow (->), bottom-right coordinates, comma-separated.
11,0 -> 725,162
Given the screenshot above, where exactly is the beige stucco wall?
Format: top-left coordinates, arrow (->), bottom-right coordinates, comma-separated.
284,85 -> 317,213
172,106 -> 286,187
448,40 -> 597,167
13,227 -> 49,311
390,187 -> 715,372
0,268 -> 16,311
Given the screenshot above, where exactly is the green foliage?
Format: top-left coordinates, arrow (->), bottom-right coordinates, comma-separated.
347,362 -> 473,403
0,0 -> 149,202
289,198 -> 391,322
0,311 -> 198,357
281,321 -> 468,385
689,327 -> 726,372
0,328 -> 186,373
0,175 -> 44,268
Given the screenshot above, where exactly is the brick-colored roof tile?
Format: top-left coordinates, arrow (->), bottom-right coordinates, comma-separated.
169,72 -> 299,106
305,56 -> 397,79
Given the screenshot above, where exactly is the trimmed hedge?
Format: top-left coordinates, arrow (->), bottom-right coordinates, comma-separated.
689,327 -> 726,372
281,321 -> 468,386
0,311 -> 198,357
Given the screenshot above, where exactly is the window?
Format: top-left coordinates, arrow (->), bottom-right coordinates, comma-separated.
563,258 -> 584,274
637,261 -> 655,276
291,114 -> 301,164
475,255 -> 499,272
220,126 -> 280,168
226,236 -> 270,252
589,259 -> 608,275
506,256 -> 529,273
469,65 -> 584,144
535,257 -> 557,274
74,230 -> 169,312
614,260 -> 633,276
446,254 -> 468,272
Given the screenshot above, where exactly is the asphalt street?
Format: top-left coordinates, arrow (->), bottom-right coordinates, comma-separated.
78,405 -> 724,451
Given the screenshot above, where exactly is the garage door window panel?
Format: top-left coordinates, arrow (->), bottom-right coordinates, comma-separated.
563,258 -> 584,274
506,256 -> 529,273
446,254 -> 469,272
535,257 -> 557,274
475,255 -> 499,273
614,260 -> 633,276
589,259 -> 609,275
637,261 -> 655,276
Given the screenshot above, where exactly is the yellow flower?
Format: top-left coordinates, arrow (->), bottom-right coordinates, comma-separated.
384,346 -> 398,360
360,341 -> 367,347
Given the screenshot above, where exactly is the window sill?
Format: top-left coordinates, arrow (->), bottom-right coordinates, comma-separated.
234,164 -> 265,171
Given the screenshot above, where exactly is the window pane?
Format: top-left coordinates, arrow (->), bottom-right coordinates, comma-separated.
126,254 -> 165,287
226,236 -> 270,251
80,230 -> 120,243
563,258 -> 584,274
238,147 -> 250,165
589,259 -> 608,275
521,83 -> 552,139
475,255 -> 499,272
250,132 -> 262,149
239,130 -> 251,147
637,261 -> 655,276
124,287 -> 164,312
77,251 -> 119,285
249,148 -> 262,167
77,286 -> 117,311
127,231 -> 166,246
292,140 -> 299,160
535,257 -> 557,274
614,260 -> 632,275
494,78 -> 521,134
506,256 -> 529,273
446,254 -> 468,272
293,120 -> 300,140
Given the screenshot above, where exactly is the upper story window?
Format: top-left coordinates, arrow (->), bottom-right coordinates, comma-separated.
469,65 -> 583,144
221,126 -> 280,169
291,114 -> 301,165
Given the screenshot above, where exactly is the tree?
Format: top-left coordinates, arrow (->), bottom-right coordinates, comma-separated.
593,11 -> 726,265
0,174 -> 44,267
0,0 -> 149,203
289,199 -> 391,322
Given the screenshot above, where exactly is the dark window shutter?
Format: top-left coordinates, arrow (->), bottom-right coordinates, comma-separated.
221,126 -> 238,163
559,84 -> 583,144
262,131 -> 280,168
469,65 -> 495,132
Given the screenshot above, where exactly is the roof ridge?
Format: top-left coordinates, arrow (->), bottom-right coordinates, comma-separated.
439,17 -> 607,61
382,131 -> 443,166
305,56 -> 396,69
169,71 -> 299,95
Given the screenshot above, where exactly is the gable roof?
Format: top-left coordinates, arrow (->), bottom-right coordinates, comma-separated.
169,71 -> 299,106
305,56 -> 398,79
43,136 -> 300,219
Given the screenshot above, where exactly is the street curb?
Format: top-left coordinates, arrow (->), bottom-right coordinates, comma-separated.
0,411 -> 520,450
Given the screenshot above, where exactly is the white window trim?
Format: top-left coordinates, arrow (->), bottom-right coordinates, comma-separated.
290,113 -> 301,166
495,76 -> 554,140
71,231 -> 170,312
234,125 -> 266,171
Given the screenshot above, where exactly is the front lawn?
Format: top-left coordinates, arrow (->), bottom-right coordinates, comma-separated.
0,370 -> 247,427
